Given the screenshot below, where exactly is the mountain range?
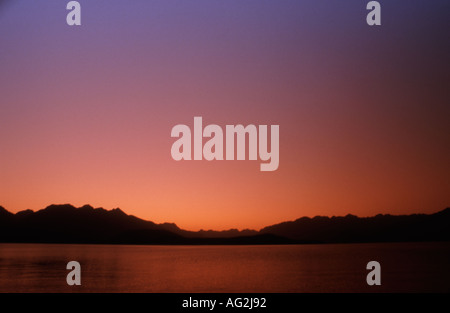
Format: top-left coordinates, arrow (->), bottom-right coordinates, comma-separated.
1,204 -> 449,244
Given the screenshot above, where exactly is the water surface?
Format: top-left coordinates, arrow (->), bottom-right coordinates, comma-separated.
0,242 -> 449,292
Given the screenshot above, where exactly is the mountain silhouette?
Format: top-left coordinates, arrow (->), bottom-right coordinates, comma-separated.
0,204 -> 449,244
0,204 -> 289,244
260,208 -> 450,243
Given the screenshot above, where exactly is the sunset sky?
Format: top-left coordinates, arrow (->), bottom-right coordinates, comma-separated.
1,0 -> 449,231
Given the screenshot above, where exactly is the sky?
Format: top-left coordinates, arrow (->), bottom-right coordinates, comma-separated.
1,0 -> 449,231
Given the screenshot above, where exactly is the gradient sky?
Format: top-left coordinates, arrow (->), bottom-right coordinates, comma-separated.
1,0 -> 449,230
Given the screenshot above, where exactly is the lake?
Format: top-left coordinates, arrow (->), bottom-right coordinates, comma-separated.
0,242 -> 449,292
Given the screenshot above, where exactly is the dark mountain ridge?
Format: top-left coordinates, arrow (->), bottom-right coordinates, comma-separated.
0,204 -> 449,244
260,208 -> 450,243
0,204 -> 286,244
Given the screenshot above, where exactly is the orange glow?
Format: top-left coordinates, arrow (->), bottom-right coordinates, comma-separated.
1,1 -> 449,231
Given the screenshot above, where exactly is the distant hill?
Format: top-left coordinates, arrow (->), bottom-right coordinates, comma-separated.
0,204 -> 286,244
0,204 -> 449,244
260,208 -> 450,243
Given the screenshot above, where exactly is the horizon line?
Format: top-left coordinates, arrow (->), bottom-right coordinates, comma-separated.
1,203 -> 449,233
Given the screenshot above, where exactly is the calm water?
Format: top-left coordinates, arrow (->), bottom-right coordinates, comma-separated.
0,242 -> 449,292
